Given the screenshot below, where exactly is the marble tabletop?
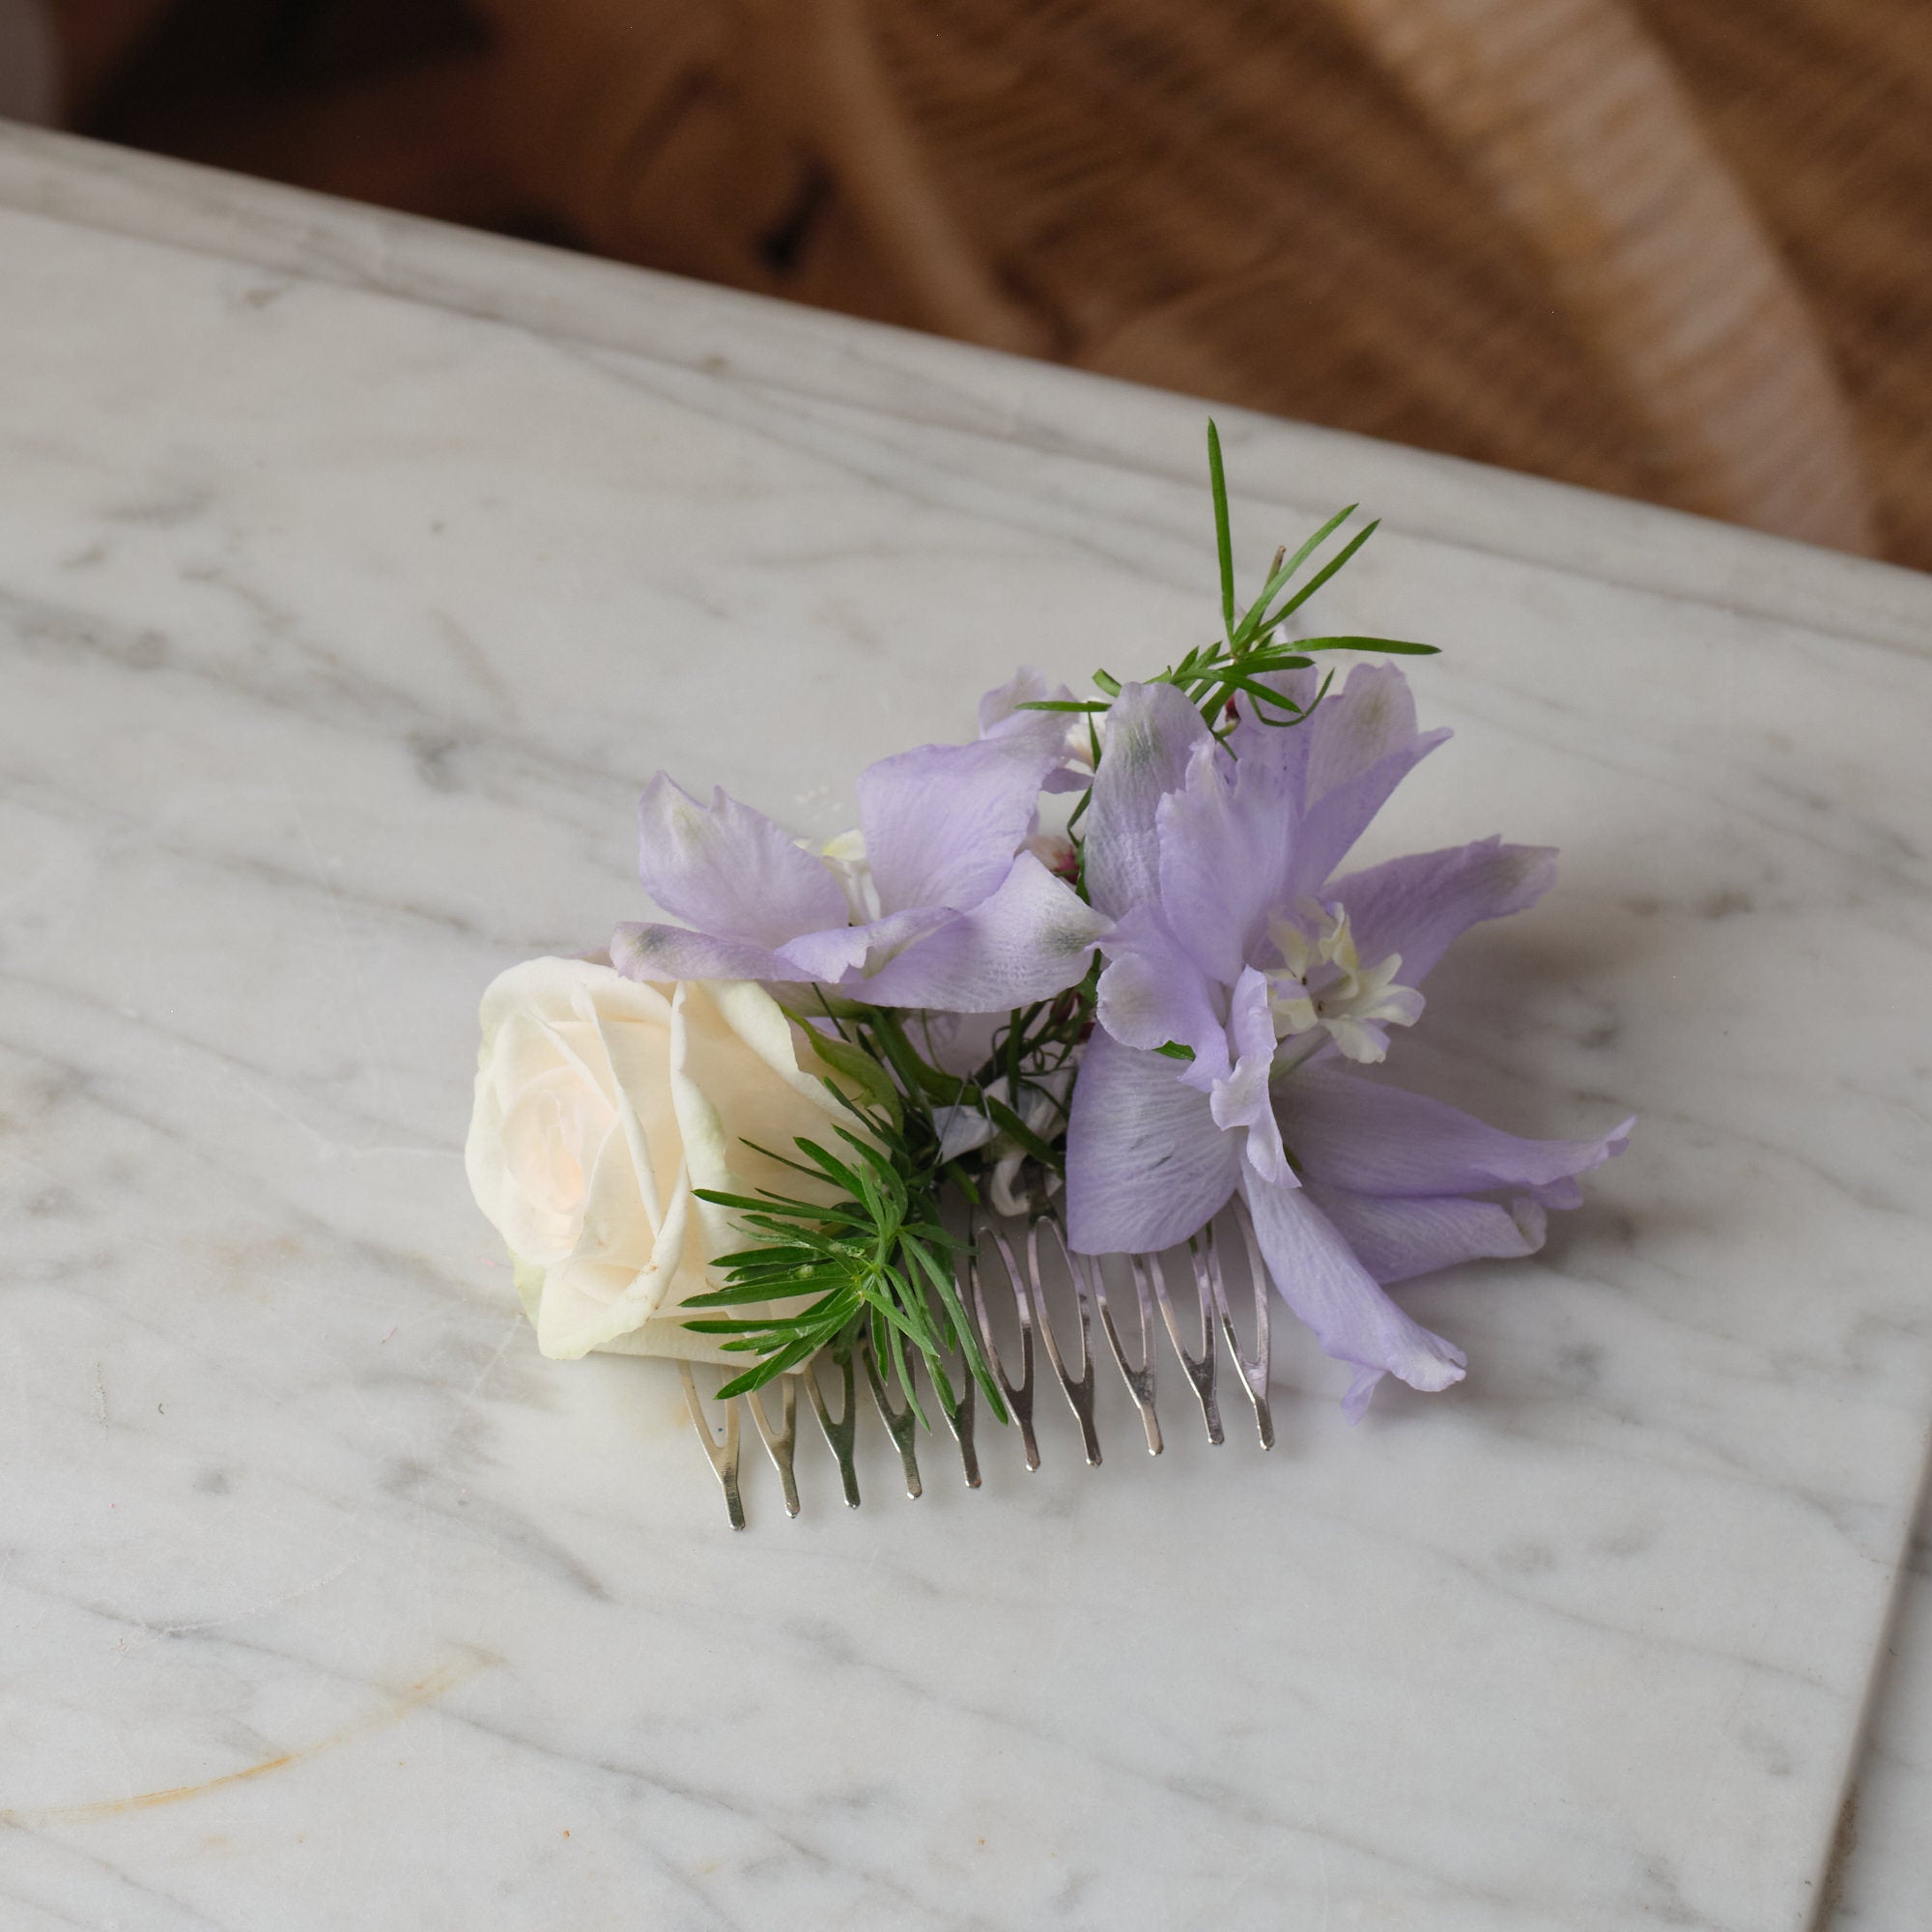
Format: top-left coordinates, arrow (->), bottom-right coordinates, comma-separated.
1,126 -> 1928,1931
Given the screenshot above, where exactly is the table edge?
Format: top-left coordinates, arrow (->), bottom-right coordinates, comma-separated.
2,124 -> 1929,658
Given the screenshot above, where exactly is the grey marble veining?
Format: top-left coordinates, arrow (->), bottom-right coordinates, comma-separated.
0,128 -> 1929,1930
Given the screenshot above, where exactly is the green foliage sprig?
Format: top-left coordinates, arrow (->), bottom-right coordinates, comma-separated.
1019,418 -> 1437,747
685,1002 -> 1011,1425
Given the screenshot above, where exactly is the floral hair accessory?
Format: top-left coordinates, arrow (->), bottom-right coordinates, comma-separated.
465,425 -> 1632,1516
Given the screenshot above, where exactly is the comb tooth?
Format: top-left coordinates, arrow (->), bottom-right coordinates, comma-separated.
973,1218 -> 1039,1471
679,1362 -> 747,1529
1217,1199 -> 1275,1450
805,1351 -> 863,1509
1100,1254 -> 1164,1456
862,1338 -> 924,1499
1153,1237 -> 1224,1445
746,1375 -> 803,1517
944,1359 -> 982,1489
1029,1216 -> 1102,1466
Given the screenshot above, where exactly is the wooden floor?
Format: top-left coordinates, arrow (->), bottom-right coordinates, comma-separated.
74,0 -> 1932,570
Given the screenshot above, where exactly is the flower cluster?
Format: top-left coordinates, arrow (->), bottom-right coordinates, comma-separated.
467,435 -> 1629,1421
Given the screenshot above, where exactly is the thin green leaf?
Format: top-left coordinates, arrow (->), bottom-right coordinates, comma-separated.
832,1122 -> 902,1181
1264,518 -> 1379,626
682,1282 -> 823,1308
717,1336 -> 821,1398
791,1025 -> 901,1109
1208,418 -> 1236,639
885,1316 -> 930,1432
787,1137 -> 867,1197
1231,504 -> 1355,647
905,1234 -> 1008,1425
693,1187 -> 811,1213
1291,634 -> 1437,656
1221,672 -> 1312,710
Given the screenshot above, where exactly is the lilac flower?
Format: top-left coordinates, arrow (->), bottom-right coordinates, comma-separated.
1065,665 -> 1631,1418
612,669 -> 1107,1012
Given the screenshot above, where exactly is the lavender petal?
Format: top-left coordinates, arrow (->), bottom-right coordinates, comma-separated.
1094,903 -> 1228,1071
1304,1183 -> 1548,1285
1305,662 -> 1431,800
979,665 -> 1071,743
1226,664 -> 1450,902
1084,681 -> 1215,918
1287,729 -> 1450,902
857,732 -> 1067,916
1242,1171 -> 1468,1415
774,906 -> 955,982
1280,1064 -> 1634,1197
850,851 -> 1107,1009
1155,742 -> 1298,985
913,1009 -> 1003,1078
1330,838 -> 1558,985
611,922 -> 794,984
636,774 -> 848,948
1065,1030 -> 1241,1254
1208,967 -> 1294,1187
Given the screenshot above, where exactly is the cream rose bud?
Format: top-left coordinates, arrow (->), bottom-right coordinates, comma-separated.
464,957 -> 860,1364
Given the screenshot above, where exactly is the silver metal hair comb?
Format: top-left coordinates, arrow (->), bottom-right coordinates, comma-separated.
679,1197 -> 1275,1525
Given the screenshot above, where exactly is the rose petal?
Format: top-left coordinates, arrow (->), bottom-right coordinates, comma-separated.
469,963 -> 867,1370
468,959 -> 672,1264
668,980 -> 860,1258
537,1122 -> 688,1359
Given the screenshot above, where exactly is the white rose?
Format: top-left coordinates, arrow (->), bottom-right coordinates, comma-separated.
464,957 -> 858,1364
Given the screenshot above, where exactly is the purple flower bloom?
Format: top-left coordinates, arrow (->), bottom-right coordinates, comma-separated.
1065,665 -> 1631,1417
612,669 -> 1108,1012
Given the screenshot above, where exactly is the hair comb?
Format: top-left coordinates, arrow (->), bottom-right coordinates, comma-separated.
677,1200 -> 1274,1526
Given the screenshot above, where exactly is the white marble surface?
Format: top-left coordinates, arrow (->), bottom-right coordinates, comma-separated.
1,128 -> 1930,1931
1828,1477 -> 1932,1927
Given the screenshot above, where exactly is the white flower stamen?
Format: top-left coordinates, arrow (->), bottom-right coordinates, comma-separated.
818,828 -> 881,924
1264,898 -> 1424,1065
